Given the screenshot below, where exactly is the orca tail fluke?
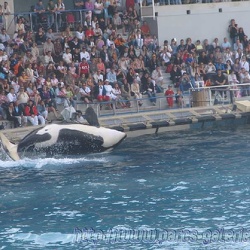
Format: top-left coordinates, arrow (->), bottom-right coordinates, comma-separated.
0,132 -> 20,161
84,107 -> 100,127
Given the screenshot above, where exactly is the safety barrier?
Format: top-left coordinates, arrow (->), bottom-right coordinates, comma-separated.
71,82 -> 250,118
9,9 -> 90,33
188,82 -> 250,107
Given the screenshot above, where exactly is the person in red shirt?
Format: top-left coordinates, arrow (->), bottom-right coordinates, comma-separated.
165,85 -> 174,108
85,26 -> 94,39
24,100 -> 39,125
140,21 -> 150,36
24,99 -> 45,126
126,0 -> 134,11
78,57 -> 90,78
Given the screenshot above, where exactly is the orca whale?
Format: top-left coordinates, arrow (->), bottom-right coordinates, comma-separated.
0,108 -> 126,161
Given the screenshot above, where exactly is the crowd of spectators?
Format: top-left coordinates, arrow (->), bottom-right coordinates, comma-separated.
0,0 -> 167,127
0,0 -> 248,127
166,18 -> 250,103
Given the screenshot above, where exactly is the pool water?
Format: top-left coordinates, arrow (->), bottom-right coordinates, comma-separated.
1,126 -> 250,249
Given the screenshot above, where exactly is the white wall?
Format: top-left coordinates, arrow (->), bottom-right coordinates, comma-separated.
153,2 -> 250,46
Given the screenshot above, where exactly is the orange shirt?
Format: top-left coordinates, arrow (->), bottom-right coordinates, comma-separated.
13,62 -> 20,76
114,38 -> 125,46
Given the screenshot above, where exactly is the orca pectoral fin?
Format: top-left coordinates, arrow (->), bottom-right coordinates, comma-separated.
0,132 -> 20,161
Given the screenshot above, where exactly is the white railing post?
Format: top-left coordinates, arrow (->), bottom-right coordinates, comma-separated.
209,88 -> 212,106
152,0 -> 156,19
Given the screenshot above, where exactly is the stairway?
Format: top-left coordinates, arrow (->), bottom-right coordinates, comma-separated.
161,66 -> 172,91
160,66 -> 191,107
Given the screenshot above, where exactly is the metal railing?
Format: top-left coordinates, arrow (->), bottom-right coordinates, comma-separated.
141,0 -> 248,6
72,83 -> 250,117
10,9 -> 89,33
188,82 -> 250,107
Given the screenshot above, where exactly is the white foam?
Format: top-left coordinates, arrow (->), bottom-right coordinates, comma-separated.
0,160 -> 24,168
193,218 -> 210,221
177,181 -> 189,185
168,186 -> 189,191
212,216 -> 226,221
2,228 -> 21,234
12,232 -> 75,246
136,179 -> 147,183
112,201 -> 127,205
93,197 -> 110,200
0,156 -> 108,169
45,210 -> 81,218
129,200 -> 140,203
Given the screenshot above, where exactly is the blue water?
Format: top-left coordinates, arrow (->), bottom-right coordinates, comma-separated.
1,126 -> 250,249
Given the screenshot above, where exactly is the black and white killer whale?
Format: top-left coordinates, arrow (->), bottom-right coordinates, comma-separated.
0,108 -> 126,161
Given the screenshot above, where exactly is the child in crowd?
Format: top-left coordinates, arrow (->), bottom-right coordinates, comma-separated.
165,85 -> 174,108
175,89 -> 184,108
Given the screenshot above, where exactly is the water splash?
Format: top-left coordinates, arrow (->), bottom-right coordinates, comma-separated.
9,231 -> 75,247
0,156 -> 108,169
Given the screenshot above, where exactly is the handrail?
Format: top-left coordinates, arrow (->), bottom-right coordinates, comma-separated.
193,82 -> 250,90
10,9 -> 92,33
13,9 -> 89,16
73,82 -> 250,117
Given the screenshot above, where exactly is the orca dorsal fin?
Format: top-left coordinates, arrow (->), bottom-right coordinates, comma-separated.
84,107 -> 100,127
